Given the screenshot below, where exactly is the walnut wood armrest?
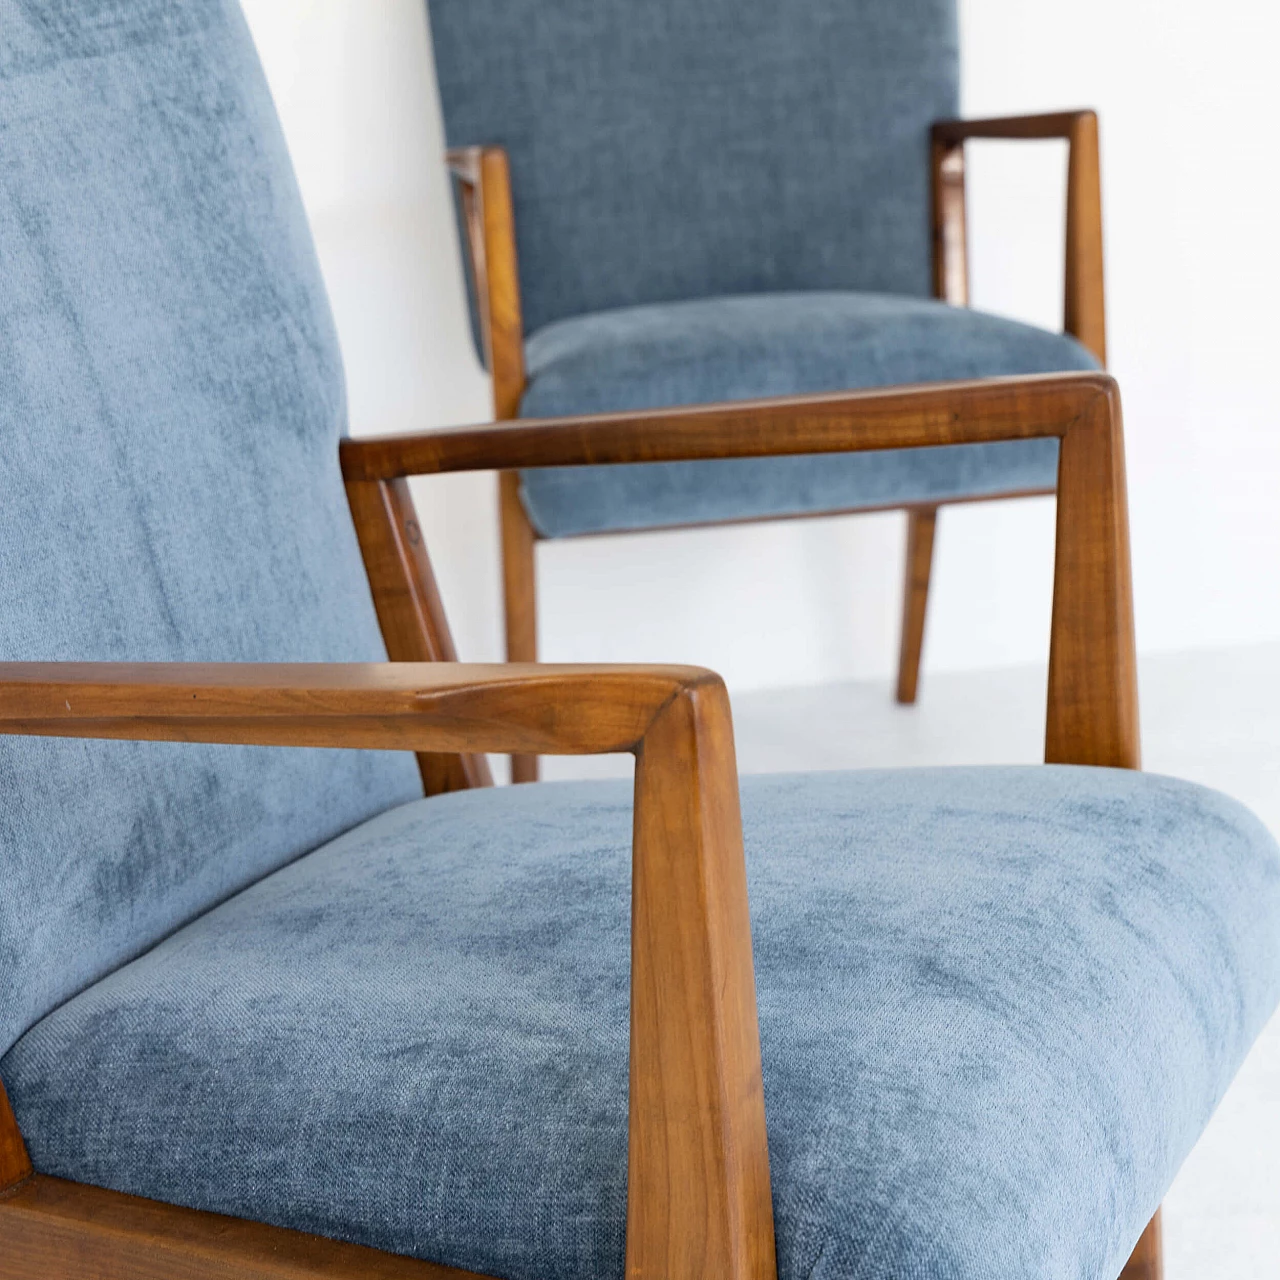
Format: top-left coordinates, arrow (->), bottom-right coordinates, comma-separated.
446,145 -> 526,419
929,111 -> 1106,362
0,661 -> 703,756
0,659 -> 774,1280
342,372 -> 1137,771
343,373 -> 1095,476
932,110 -> 1098,143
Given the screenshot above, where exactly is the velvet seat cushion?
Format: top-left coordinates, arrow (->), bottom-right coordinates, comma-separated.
516,293 -> 1101,538
7,767 -> 1279,1280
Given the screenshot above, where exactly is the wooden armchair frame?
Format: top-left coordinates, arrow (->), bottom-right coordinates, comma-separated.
447,109 -> 1107,780
0,372 -> 1158,1280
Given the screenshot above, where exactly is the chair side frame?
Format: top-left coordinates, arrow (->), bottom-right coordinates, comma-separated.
1,371 -> 1140,1280
448,111 -> 1107,758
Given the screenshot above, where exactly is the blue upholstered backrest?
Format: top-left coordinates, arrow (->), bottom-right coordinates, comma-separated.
0,1 -> 423,1057
428,0 -> 960,337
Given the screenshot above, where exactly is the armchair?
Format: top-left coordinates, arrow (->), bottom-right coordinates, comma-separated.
0,660 -> 771,1280
430,0 -> 1109,779
1,8 -> 1277,1280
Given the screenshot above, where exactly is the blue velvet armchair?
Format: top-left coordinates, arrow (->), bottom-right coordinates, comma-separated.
428,0 -> 1108,779
2,7 -> 1279,1280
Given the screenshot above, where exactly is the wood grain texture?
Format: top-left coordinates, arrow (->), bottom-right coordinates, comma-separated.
0,1079 -> 32,1195
0,1176 -> 487,1280
931,110 -> 1106,364
499,470 -> 540,783
896,507 -> 938,705
0,662 -> 708,759
1064,111 -> 1107,363
345,477 -> 491,793
340,372 -> 1115,480
628,675 -> 774,1280
1045,377 -> 1139,769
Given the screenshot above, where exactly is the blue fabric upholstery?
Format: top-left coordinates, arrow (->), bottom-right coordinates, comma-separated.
8,768 -> 1279,1280
6,11 -> 1278,1280
518,292 -> 1099,537
429,0 -> 1099,538
430,0 -> 1097,539
429,0 -> 960,338
0,1 -> 422,1058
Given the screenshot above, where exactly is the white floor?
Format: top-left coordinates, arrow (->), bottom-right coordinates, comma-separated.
543,641 -> 1280,1278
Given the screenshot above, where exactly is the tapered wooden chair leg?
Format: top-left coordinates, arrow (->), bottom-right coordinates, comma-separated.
1118,1211 -> 1163,1280
500,471 -> 540,783
896,506 -> 938,705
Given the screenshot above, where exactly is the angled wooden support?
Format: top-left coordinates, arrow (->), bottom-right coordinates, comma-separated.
499,470 -> 539,783
1045,376 -> 1136,769
896,506 -> 938,705
447,145 -> 540,782
345,476 -> 492,794
911,109 -> 1110,717
931,109 -> 1107,364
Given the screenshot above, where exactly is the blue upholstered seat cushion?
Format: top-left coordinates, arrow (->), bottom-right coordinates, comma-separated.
517,293 -> 1101,538
7,767 -> 1279,1280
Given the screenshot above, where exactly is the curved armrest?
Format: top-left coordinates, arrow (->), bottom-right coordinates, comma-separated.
0,658 -> 776,1280
929,110 -> 1105,363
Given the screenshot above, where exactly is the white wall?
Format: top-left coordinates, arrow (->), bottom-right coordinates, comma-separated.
240,0 -> 1280,693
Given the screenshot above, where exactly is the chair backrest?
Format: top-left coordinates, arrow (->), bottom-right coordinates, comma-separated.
428,0 -> 960,337
0,1 -> 422,1058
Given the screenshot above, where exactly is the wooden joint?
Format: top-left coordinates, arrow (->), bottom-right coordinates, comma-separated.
344,477 -> 492,794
